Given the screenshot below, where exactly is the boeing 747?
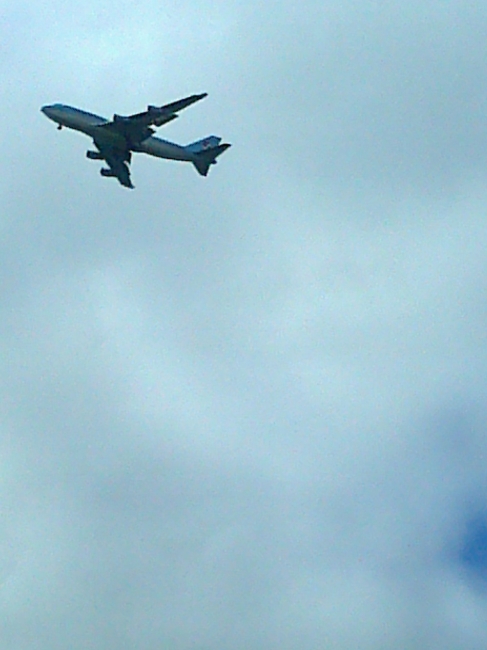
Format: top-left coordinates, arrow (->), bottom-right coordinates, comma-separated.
41,93 -> 231,189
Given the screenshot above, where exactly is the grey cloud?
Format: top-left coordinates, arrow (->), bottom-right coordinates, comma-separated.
2,1 -> 487,649
224,1 -> 487,192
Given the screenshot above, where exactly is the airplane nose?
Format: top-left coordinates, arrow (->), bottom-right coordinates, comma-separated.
41,105 -> 53,118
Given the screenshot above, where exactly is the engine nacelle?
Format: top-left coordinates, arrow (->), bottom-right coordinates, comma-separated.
100,168 -> 116,177
86,150 -> 104,160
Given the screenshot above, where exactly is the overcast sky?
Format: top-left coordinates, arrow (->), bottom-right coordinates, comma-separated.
2,1 -> 487,648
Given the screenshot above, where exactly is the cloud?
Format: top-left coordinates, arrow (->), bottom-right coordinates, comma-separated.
2,1 -> 487,649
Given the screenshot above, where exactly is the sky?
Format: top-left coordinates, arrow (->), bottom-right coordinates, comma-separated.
2,0 -> 487,648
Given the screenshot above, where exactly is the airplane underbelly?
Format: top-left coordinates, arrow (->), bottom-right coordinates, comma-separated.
66,114 -> 107,134
93,129 -> 128,149
139,137 -> 190,161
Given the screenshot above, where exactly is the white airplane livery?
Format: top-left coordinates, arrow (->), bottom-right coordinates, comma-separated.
41,93 -> 231,188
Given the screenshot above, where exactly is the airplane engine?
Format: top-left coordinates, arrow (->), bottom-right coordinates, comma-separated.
86,150 -> 104,160
100,168 -> 116,177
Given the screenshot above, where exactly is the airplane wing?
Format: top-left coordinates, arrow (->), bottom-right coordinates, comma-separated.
93,93 -> 208,146
94,141 -> 134,188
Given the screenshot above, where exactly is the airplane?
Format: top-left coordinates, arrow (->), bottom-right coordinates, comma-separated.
41,93 -> 231,188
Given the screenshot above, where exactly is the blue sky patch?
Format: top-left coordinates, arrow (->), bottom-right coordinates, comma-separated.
460,515 -> 487,577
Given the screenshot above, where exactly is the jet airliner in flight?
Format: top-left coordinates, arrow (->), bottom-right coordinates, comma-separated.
41,94 -> 231,188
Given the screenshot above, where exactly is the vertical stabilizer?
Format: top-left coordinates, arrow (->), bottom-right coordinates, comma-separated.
185,135 -> 221,153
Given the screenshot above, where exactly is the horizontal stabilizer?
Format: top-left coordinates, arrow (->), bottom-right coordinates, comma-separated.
192,143 -> 231,176
185,135 -> 221,154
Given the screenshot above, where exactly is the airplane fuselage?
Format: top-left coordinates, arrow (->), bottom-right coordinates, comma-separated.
41,104 -> 196,162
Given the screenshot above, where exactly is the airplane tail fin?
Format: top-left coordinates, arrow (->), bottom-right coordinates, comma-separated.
191,143 -> 231,177
185,135 -> 221,154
